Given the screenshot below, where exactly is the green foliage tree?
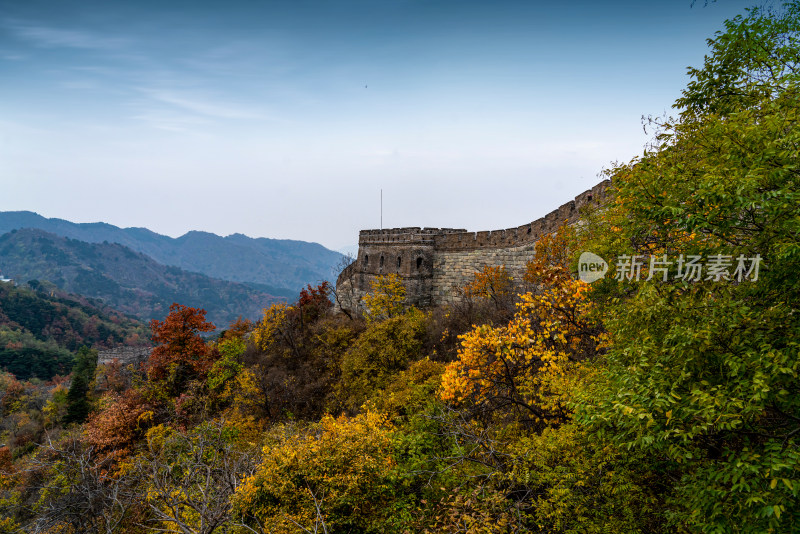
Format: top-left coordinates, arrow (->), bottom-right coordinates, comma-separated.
578,2 -> 800,531
64,346 -> 97,424
676,1 -> 799,116
336,307 -> 427,412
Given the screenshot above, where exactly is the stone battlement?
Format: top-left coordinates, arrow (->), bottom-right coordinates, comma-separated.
336,180 -> 611,310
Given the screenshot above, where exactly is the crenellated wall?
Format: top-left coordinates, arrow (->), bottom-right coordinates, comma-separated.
336,180 -> 611,310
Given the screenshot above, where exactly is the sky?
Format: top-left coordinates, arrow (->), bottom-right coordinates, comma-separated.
0,0 -> 756,252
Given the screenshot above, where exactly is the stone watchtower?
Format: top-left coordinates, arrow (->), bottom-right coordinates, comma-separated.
336,180 -> 611,312
337,227 -> 464,310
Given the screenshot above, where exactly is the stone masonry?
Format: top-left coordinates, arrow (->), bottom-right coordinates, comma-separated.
336,180 -> 611,311
97,346 -> 151,368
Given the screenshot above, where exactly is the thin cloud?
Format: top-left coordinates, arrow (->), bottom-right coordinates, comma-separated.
141,88 -> 271,121
4,19 -> 128,50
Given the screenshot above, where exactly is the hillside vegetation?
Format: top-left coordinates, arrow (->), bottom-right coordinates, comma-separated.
0,3 -> 797,533
0,282 -> 148,380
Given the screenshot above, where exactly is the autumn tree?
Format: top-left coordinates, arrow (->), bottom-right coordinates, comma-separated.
26,432 -> 135,534
249,286 -> 362,420
441,229 -> 604,430
129,420 -> 260,534
363,274 -> 406,321
147,303 -> 216,396
441,266 -> 518,348
84,388 -> 151,459
336,307 -> 428,413
296,281 -> 333,326
217,316 -> 254,343
463,265 -> 514,311
232,411 -> 403,533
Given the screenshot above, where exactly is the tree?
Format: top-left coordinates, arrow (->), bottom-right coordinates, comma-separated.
296,281 -> 333,326
363,274 -> 406,322
129,420 -> 260,534
232,411 -> 402,534
147,303 -> 216,396
217,316 -> 254,343
676,1 -> 799,116
336,307 -> 428,412
578,3 -> 800,531
26,432 -> 135,534
463,265 -> 514,311
248,287 -> 364,421
64,346 -> 97,424
441,229 -> 604,430
84,388 -> 151,459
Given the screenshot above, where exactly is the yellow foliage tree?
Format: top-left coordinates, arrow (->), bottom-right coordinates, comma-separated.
362,274 -> 406,321
125,420 -> 260,534
232,411 -> 401,533
250,303 -> 289,351
336,307 -> 428,412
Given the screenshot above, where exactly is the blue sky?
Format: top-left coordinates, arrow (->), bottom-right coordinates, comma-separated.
0,0 -> 755,251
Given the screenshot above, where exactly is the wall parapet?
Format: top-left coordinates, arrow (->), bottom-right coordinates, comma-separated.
357,180 -> 610,252
337,179 -> 611,310
358,227 -> 467,245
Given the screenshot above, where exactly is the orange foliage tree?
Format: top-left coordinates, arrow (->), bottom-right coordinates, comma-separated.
296,281 -> 333,326
217,316 -> 254,343
441,228 -> 604,429
84,388 -> 151,459
147,303 -> 216,394
463,265 -> 514,307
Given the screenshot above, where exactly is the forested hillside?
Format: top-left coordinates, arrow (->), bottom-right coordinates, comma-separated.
0,282 -> 148,379
0,3 -> 796,533
0,213 -> 342,293
0,229 -> 279,326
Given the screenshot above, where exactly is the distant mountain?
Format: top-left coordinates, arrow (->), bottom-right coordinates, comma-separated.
0,282 -> 149,380
0,211 -> 344,293
0,229 -> 280,327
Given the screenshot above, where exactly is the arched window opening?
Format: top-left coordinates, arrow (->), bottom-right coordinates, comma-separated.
363,255 -> 369,266
379,255 -> 384,269
397,256 -> 402,269
416,257 -> 423,270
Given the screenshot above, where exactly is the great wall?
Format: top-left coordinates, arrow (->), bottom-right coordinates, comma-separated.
336,179 -> 611,310
97,346 -> 150,368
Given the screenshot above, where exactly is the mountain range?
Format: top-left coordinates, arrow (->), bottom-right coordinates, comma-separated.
0,229 -> 282,327
0,211 -> 344,293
